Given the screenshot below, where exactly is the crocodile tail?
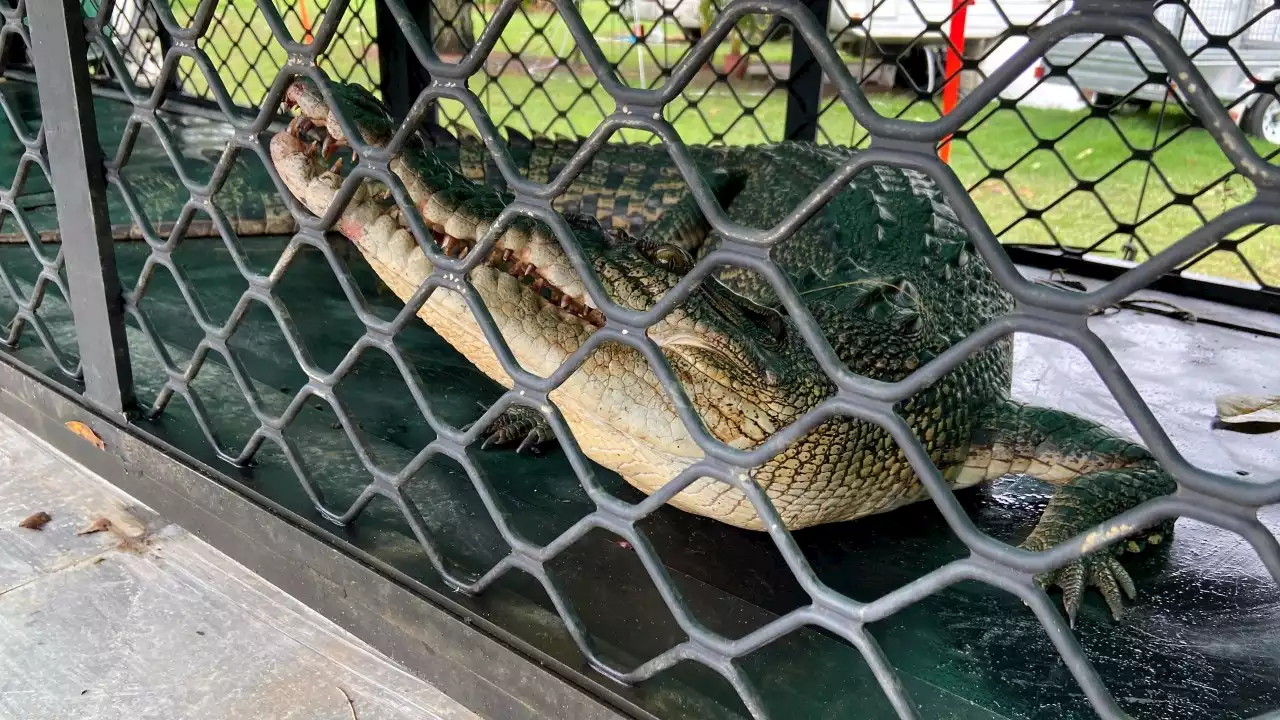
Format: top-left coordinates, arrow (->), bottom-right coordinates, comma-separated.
958,398 -> 1161,487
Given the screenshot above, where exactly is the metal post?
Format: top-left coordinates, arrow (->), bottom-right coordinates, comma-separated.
376,0 -> 434,122
28,0 -> 135,417
148,2 -> 178,94
783,0 -> 833,141
938,0 -> 971,163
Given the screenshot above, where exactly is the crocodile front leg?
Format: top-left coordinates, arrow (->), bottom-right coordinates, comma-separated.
961,399 -> 1177,625
473,404 -> 557,455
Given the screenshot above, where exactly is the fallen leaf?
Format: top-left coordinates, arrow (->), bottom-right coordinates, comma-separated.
76,517 -> 112,536
64,421 -> 105,450
1215,394 -> 1280,427
18,511 -> 51,530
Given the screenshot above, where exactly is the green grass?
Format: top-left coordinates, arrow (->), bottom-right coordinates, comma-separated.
154,0 -> 1277,287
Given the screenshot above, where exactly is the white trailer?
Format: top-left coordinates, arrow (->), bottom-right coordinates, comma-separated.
622,0 -> 1056,47
826,0 -> 1054,44
1044,0 -> 1280,142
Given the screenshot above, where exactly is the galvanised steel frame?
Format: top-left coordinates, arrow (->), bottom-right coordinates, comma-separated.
0,0 -> 1276,718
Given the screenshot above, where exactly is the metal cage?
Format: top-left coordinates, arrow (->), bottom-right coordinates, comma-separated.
0,0 -> 1276,718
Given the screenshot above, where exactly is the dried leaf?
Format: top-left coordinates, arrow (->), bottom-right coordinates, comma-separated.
18,511 -> 51,530
1215,394 -> 1280,426
76,517 -> 112,536
64,421 -> 105,450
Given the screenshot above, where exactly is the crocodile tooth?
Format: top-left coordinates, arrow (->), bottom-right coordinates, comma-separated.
501,248 -> 514,264
521,264 -> 537,278
560,295 -> 575,310
531,277 -> 546,292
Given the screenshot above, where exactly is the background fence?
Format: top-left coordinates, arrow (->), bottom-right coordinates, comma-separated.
0,0 -> 1276,719
44,0 -> 1280,308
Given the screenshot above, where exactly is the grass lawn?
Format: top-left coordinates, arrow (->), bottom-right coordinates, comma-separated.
156,0 -> 1277,288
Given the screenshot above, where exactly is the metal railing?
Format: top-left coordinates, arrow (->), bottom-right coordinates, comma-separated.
0,0 -> 1276,718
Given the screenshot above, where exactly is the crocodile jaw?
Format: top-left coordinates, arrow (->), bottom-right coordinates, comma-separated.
270,129 -> 713,495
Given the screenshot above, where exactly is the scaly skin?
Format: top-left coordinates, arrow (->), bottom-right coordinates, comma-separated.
0,151 -> 298,244
272,79 -> 1177,626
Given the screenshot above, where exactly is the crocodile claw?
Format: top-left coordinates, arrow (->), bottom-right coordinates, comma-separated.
287,116 -> 316,139
1031,549 -> 1138,627
517,432 -> 541,454
322,134 -> 342,159
474,405 -> 555,455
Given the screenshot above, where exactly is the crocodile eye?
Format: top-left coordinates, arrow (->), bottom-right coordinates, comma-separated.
758,308 -> 786,350
651,244 -> 692,274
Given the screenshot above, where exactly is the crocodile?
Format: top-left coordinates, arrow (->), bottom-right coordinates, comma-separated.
0,149 -> 297,245
271,78 -> 1177,625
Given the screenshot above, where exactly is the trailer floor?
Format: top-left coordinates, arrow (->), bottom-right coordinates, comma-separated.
0,415 -> 479,720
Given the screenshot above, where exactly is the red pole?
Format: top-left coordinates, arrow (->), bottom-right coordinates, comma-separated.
299,0 -> 314,44
939,0 -> 971,164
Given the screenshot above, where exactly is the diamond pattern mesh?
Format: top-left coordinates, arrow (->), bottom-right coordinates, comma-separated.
0,0 -> 83,386
65,0 -> 1280,295
814,0 -> 1280,295
6,0 -> 1280,718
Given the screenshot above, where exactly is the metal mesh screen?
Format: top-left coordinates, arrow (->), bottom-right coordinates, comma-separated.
8,0 -> 1280,717
80,0 -> 381,106
57,1 -> 1280,298
0,1 -> 83,386
813,0 -> 1280,300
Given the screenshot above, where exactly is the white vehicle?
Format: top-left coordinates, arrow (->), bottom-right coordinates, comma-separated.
1044,1 -> 1280,143
623,0 -> 1060,91
624,0 -> 1056,42
826,0 -> 1054,44
825,0 -> 1059,92
621,0 -> 706,38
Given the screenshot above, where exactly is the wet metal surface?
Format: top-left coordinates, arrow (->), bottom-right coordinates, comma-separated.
0,417 -> 480,720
